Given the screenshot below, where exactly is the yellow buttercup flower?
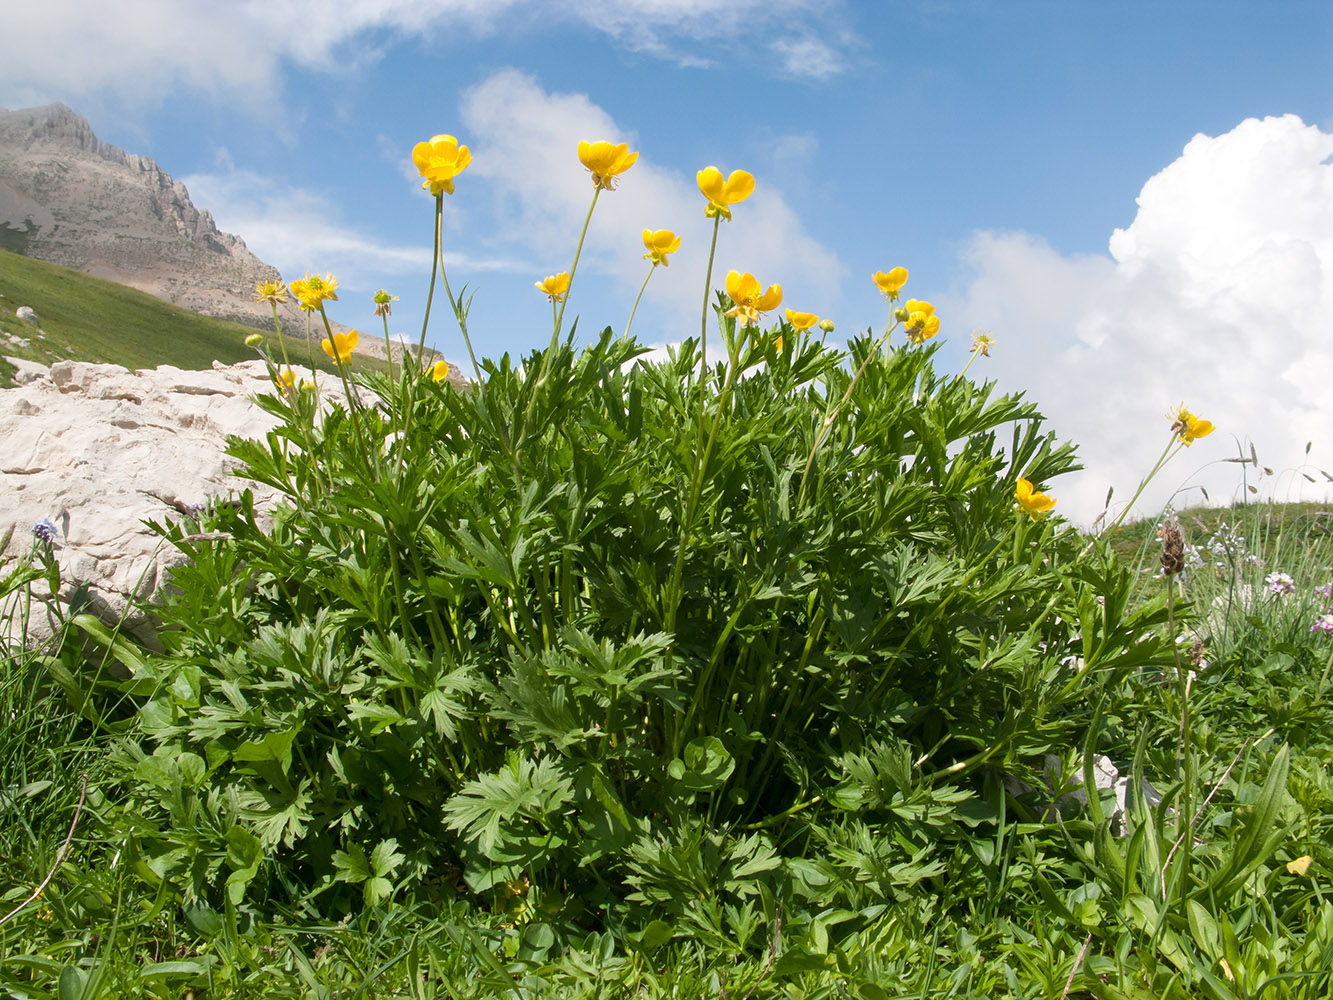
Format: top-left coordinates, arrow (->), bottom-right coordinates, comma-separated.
429,359 -> 451,382
413,134 -> 472,196
253,279 -> 288,305
273,368 -> 297,395
642,229 -> 681,266
873,267 -> 908,301
578,140 -> 638,190
1016,478 -> 1057,520
373,289 -> 398,318
321,328 -> 359,364
723,270 -> 783,326
785,309 -> 819,331
290,272 -> 339,311
1170,404 -> 1215,446
697,166 -> 755,221
535,273 -> 571,302
903,300 -> 939,344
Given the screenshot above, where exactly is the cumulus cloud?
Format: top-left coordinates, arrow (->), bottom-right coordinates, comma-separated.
180,164 -> 519,285
0,0 -> 848,109
946,115 -> 1333,525
458,69 -> 841,340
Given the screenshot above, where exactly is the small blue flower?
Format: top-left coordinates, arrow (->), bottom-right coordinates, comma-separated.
33,518 -> 58,544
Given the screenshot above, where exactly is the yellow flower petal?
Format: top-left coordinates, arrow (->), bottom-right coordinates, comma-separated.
1016,478 -> 1056,520
1287,855 -> 1312,876
321,329 -> 359,364
785,309 -> 819,331
535,273 -> 571,301
873,267 -> 908,300
414,134 -> 471,197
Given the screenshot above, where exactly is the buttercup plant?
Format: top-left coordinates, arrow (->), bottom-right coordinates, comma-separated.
625,229 -> 680,339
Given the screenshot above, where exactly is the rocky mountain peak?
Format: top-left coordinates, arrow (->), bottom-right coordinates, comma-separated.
0,104 -> 291,330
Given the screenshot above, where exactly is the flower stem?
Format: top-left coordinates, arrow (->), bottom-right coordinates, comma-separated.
959,345 -> 982,379
381,313 -> 395,382
698,215 -> 721,380
797,322 -> 899,507
417,194 -> 442,367
553,187 -> 601,349
624,262 -> 655,341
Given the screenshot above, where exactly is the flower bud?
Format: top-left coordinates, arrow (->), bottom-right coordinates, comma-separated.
245,334 -> 263,347
818,318 -> 835,333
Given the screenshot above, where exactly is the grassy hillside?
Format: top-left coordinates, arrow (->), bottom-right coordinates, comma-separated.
0,248 -> 386,385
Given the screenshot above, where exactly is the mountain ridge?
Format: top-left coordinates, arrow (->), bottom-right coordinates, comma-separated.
0,103 -> 303,331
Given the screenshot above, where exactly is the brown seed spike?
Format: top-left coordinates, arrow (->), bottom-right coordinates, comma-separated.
1159,515 -> 1185,577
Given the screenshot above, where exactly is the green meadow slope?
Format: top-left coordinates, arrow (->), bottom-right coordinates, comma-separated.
0,248 -> 384,387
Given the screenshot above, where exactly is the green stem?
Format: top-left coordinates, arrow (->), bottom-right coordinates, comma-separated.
624,263 -> 656,340
797,321 -> 899,507
958,345 -> 982,379
433,210 -> 481,384
1081,437 -> 1182,555
417,195 -> 442,364
552,186 -> 601,349
698,215 -> 721,382
269,303 -> 291,371
381,312 -> 395,382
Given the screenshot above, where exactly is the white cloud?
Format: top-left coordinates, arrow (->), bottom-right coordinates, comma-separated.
0,0 -> 847,110
180,164 -> 519,284
457,69 -> 842,341
946,115 -> 1333,526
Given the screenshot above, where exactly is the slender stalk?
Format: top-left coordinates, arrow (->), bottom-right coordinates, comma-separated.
269,302 -> 292,371
1081,437 -> 1181,555
623,262 -> 656,340
380,311 -> 395,382
958,344 -> 982,379
797,321 -> 899,507
552,187 -> 601,348
417,194 -> 443,364
432,207 -> 481,384
698,215 -> 721,381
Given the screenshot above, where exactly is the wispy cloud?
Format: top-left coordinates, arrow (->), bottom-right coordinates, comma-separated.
457,69 -> 842,340
180,162 -> 520,283
944,115 -> 1333,524
0,0 -> 852,111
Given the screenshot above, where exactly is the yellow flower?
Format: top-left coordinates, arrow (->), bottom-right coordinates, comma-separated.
903,300 -> 940,344
724,270 -> 783,326
785,309 -> 819,331
873,267 -> 908,301
1170,404 -> 1215,446
819,318 -> 835,333
1016,478 -> 1057,520
253,279 -> 288,305
430,359 -> 451,382
273,368 -> 296,395
413,134 -> 472,196
642,228 -> 681,266
373,289 -> 398,318
321,328 -> 359,364
535,273 -> 571,302
971,330 -> 997,356
290,272 -> 339,311
697,166 -> 755,221
1287,855 -> 1313,876
578,140 -> 638,190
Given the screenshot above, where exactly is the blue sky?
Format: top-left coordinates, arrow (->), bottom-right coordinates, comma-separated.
3,0 -> 1332,522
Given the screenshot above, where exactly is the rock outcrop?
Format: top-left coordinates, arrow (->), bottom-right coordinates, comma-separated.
0,359 -> 330,649
0,103 -> 304,331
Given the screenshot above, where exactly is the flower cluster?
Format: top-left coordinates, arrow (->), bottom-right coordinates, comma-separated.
1265,571 -> 1295,595
32,518 -> 58,544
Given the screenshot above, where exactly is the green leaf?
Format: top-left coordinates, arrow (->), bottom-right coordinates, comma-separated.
668,736 -> 735,792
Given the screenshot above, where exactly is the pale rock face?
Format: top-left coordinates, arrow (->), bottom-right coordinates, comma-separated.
0,359 -> 336,649
15,305 -> 38,324
0,103 -> 316,336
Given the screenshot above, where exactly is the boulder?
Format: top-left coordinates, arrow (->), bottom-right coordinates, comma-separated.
15,305 -> 38,324
0,359 -> 349,650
